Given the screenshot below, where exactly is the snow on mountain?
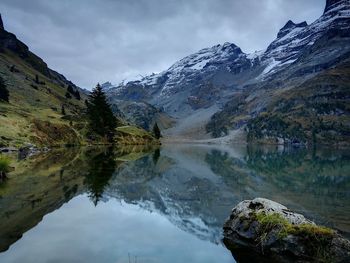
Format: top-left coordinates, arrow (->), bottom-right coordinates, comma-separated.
109,0 -> 349,98
105,0 -> 350,136
100,81 -> 114,91
261,0 -> 350,75
107,42 -> 247,98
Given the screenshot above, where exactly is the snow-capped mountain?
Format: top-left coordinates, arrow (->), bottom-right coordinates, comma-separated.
106,0 -> 350,142
100,81 -> 114,91
261,0 -> 350,75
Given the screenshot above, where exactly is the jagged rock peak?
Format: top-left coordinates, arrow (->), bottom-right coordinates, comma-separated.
221,42 -> 237,48
277,20 -> 308,39
324,0 -> 350,13
219,42 -> 242,53
0,14 -> 4,31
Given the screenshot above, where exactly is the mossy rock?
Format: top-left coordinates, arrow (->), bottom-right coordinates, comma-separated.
223,198 -> 350,263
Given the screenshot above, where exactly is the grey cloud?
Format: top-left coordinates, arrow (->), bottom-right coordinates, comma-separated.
0,0 -> 324,89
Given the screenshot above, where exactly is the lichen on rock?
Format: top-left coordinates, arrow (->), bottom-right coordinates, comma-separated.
223,198 -> 350,263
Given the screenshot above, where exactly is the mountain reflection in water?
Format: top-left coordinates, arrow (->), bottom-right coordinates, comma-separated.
0,144 -> 349,262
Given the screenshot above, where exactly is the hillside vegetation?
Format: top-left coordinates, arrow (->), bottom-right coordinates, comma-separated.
207,60 -> 350,146
116,126 -> 160,145
0,48 -> 87,147
0,19 -> 158,147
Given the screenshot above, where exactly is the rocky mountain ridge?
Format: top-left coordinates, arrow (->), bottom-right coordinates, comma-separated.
106,0 -> 350,145
0,14 -> 83,94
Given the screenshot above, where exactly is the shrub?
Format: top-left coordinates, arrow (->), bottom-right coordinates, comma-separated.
0,154 -> 11,174
0,75 -> 9,102
65,92 -> 72,99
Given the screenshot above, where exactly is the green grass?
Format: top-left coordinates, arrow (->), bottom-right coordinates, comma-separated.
0,48 -> 89,147
254,212 -> 335,261
255,212 -> 334,239
115,126 -> 160,145
0,155 -> 11,173
116,126 -> 153,137
0,50 -> 157,147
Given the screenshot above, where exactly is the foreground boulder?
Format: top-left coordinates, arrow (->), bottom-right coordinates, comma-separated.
223,198 -> 350,263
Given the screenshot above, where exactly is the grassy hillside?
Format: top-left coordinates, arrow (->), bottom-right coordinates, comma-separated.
116,126 -> 161,145
0,24 -> 159,147
0,47 -> 88,147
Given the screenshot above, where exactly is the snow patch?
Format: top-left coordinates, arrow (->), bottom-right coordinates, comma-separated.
261,59 -> 281,75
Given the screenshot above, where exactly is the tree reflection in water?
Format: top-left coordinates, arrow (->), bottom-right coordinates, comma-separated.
84,147 -> 117,206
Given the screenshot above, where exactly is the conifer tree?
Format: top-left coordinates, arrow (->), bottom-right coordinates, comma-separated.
152,122 -> 161,139
67,85 -> 74,94
74,90 -> 81,100
65,92 -> 72,99
61,105 -> 66,115
0,75 -> 9,102
87,83 -> 117,141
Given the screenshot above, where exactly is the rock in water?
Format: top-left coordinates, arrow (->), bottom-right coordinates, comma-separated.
223,198 -> 350,263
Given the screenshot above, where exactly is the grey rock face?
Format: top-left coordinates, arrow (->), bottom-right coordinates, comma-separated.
324,0 -> 348,13
107,42 -> 252,118
223,198 -> 350,263
277,20 -> 308,39
105,0 -> 350,137
228,198 -> 314,225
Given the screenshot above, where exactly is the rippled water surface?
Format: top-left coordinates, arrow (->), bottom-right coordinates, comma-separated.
0,144 -> 349,263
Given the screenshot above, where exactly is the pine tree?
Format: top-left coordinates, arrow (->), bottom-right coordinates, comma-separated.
74,90 -> 81,100
67,85 -> 74,94
152,122 -> 161,139
61,105 -> 66,115
87,83 -> 117,141
67,85 -> 81,100
65,92 -> 72,99
0,75 -> 9,102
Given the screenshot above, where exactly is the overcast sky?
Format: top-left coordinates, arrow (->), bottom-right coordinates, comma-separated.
0,0 -> 325,89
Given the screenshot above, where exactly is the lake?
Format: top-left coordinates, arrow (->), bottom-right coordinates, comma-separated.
0,144 -> 349,263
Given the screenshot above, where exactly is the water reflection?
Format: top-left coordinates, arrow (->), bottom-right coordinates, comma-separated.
84,147 -> 117,205
0,144 -> 349,262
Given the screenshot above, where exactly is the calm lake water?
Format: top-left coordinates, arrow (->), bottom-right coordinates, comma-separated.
0,144 -> 349,263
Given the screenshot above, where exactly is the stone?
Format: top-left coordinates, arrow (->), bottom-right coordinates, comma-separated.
18,143 -> 49,159
223,198 -> 350,263
0,147 -> 18,153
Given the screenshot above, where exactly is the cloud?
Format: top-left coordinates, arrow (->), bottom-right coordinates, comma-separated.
0,0 -> 324,89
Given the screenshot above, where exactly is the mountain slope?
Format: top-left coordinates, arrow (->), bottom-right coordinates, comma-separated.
106,0 -> 350,144
208,59 -> 350,145
0,14 -> 162,147
207,0 -> 350,145
0,14 -> 90,147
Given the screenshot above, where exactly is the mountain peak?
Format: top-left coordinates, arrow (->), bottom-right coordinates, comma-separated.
284,20 -> 296,28
324,0 -> 349,13
221,42 -> 236,48
101,81 -> 114,91
277,20 -> 307,39
220,42 -> 240,52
